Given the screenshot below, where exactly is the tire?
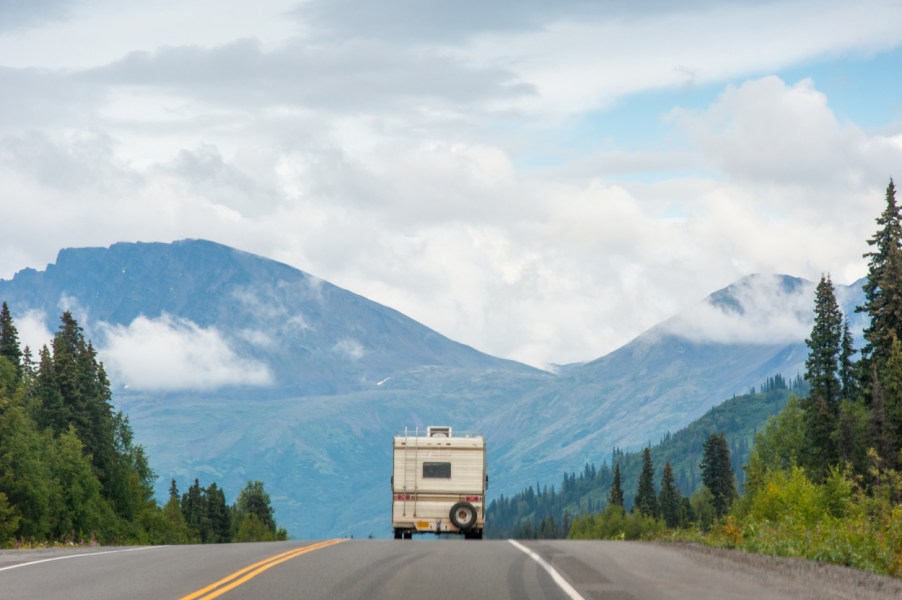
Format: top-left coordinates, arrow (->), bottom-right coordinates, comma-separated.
394,529 -> 402,540
464,530 -> 483,540
449,501 -> 477,531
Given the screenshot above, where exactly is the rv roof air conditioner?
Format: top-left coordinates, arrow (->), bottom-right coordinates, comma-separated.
427,426 -> 452,438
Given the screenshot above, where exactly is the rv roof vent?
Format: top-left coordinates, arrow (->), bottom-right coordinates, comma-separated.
427,426 -> 452,438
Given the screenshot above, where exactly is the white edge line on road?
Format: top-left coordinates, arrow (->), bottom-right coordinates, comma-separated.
508,539 -> 587,600
0,545 -> 166,572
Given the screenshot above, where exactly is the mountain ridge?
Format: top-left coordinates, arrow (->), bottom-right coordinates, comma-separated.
0,240 -> 864,538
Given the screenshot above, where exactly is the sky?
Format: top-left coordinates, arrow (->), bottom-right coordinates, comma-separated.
2,0 -> 902,371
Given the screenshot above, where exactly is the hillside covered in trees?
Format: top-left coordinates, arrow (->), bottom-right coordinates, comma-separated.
0,306 -> 285,545
491,180 -> 902,578
487,375 -> 805,538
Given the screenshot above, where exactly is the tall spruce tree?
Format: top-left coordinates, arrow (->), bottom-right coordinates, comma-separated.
878,335 -> 902,465
608,462 -> 624,508
700,433 -> 736,518
658,462 -> 681,528
858,179 -> 902,383
839,319 -> 859,401
805,275 -> 843,408
0,302 -> 22,382
633,448 -> 658,517
802,275 -> 842,478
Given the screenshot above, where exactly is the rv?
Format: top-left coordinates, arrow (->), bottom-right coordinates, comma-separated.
391,426 -> 486,540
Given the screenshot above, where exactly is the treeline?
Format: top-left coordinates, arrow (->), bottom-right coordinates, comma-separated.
493,179 -> 902,577
160,479 -> 287,544
486,375 -> 803,538
0,305 -> 285,545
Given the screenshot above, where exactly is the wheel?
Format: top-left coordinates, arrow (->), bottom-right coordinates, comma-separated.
464,530 -> 483,540
394,529 -> 402,540
449,501 -> 477,531
403,531 -> 413,540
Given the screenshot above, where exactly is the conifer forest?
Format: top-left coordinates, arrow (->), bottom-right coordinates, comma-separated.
0,307 -> 287,545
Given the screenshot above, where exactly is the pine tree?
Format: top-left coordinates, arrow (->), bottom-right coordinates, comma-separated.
234,480 -> 277,538
868,366 -> 895,463
834,399 -> 869,474
805,275 -> 843,409
878,335 -> 902,465
658,462 -> 681,528
802,275 -> 842,478
0,302 -> 22,382
633,448 -> 658,517
839,319 -> 859,401
205,483 -> 231,543
608,462 -> 624,508
700,433 -> 736,517
859,179 -> 902,382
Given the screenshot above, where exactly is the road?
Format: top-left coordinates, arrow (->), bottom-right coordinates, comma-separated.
2,539 -> 900,600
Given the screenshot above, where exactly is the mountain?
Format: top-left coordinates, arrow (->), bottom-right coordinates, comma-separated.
0,241 -> 865,538
482,274 -> 865,494
0,240 -> 550,537
487,377 -> 804,538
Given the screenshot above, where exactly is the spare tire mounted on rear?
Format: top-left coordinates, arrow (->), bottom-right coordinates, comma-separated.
449,501 -> 477,531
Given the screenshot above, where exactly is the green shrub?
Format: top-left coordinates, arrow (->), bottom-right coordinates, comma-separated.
568,505 -> 663,540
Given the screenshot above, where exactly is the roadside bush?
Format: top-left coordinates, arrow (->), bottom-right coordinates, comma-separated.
568,505 -> 663,540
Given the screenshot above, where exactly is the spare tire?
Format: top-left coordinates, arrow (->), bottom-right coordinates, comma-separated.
449,501 -> 477,531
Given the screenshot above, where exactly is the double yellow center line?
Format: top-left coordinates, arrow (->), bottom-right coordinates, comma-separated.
179,538 -> 347,600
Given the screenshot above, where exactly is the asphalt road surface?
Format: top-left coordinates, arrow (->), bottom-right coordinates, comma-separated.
2,539 -> 900,600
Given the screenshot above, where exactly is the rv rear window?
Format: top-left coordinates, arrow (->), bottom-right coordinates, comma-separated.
423,462 -> 451,478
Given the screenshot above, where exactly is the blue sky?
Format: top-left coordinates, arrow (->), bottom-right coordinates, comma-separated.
1,0 -> 902,369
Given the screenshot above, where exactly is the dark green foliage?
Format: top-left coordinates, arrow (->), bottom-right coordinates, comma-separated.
658,462 -> 681,528
834,399 -> 869,475
633,448 -> 658,517
608,462 -> 624,508
0,305 -> 287,545
839,319 -> 859,401
858,179 -> 902,377
804,275 -> 843,410
700,433 -> 736,517
0,303 -> 21,382
568,504 -> 663,540
205,483 -> 231,543
233,480 -> 287,541
487,379 -> 799,538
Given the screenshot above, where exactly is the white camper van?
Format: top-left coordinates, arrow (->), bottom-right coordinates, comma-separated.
391,426 -> 486,540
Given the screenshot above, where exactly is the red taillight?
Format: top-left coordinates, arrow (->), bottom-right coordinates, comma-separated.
396,494 -> 413,501
465,495 -> 480,502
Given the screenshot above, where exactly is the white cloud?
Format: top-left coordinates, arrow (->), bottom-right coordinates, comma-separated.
0,2 -> 901,369
99,314 -> 272,390
15,310 -> 54,353
663,275 -> 815,345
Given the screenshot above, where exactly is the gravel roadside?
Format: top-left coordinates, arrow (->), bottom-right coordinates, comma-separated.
668,542 -> 902,600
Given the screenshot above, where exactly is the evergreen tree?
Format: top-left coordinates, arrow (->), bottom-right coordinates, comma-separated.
608,462 -> 624,508
0,302 -> 22,382
805,274 -> 843,409
233,480 -> 286,540
658,462 -> 681,528
205,483 -> 231,543
802,275 -> 842,478
633,448 -> 658,517
868,366 -> 895,464
878,335 -> 902,465
839,319 -> 859,401
700,433 -> 736,517
858,179 -> 902,382
181,479 -> 209,541
33,345 -> 66,433
834,399 -> 869,475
